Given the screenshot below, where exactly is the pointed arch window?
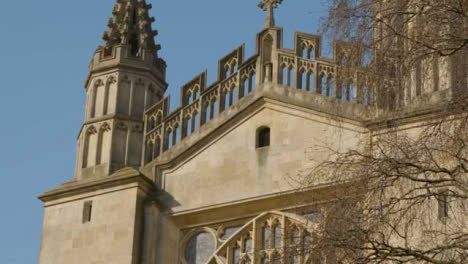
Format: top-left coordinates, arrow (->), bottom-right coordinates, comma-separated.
82,126 -> 97,168
257,127 -> 271,148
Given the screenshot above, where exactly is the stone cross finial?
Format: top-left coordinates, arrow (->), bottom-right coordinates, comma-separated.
258,0 -> 283,28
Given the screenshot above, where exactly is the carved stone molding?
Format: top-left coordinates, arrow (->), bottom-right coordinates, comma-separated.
135,78 -> 145,86
86,125 -> 97,134
120,75 -> 130,83
94,78 -> 104,87
100,122 -> 111,131
133,124 -> 143,133
116,122 -> 128,130
106,75 -> 117,84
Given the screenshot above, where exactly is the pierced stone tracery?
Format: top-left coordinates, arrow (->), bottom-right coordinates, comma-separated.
181,212 -> 319,264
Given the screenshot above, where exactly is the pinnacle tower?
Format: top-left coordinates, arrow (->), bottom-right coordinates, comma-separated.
76,0 -> 167,180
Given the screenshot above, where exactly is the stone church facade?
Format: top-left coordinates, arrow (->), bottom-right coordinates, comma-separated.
38,1 -> 467,264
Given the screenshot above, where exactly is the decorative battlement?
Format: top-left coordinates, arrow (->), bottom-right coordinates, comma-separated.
143,27 -> 378,165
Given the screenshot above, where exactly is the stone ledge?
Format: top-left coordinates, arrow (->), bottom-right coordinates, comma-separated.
168,180 -> 358,228
38,167 -> 154,203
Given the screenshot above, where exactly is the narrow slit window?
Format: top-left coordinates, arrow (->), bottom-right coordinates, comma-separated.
83,201 -> 93,223
129,34 -> 140,57
232,246 -> 240,264
438,193 -> 450,219
257,127 -> 271,148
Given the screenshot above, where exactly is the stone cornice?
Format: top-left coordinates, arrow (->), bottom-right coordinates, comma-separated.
168,180 -> 359,228
38,168 -> 155,203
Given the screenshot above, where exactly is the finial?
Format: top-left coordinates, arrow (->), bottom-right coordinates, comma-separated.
258,0 -> 283,29
102,0 -> 161,53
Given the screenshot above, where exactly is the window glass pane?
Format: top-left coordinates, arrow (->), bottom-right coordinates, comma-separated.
262,226 -> 270,249
232,247 -> 241,264
303,233 -> 312,258
184,232 -> 215,264
245,237 -> 252,252
221,226 -> 242,240
292,228 -> 300,245
274,224 -> 281,248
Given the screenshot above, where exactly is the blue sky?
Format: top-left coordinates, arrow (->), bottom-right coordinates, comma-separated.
0,0 -> 326,262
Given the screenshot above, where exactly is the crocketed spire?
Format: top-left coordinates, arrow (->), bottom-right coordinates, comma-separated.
102,0 -> 161,54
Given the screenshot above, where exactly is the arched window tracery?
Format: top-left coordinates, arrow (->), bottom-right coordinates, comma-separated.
184,231 -> 216,264
155,112 -> 162,126
195,212 -> 319,264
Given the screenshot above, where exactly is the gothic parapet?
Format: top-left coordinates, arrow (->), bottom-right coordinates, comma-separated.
143,28 -> 378,165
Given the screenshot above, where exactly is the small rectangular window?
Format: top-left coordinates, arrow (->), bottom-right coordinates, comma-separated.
103,47 -> 113,57
437,193 -> 449,220
83,201 -> 93,223
257,127 -> 271,148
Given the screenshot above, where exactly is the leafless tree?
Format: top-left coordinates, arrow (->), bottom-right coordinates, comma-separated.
319,0 -> 467,110
301,97 -> 468,263
321,0 -> 467,61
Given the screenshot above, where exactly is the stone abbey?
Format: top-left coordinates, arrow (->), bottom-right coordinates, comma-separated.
38,1 -> 467,264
